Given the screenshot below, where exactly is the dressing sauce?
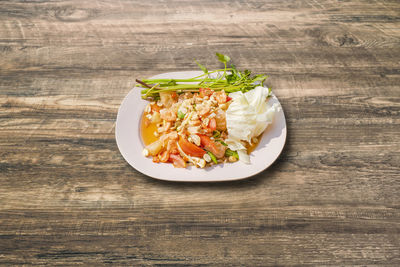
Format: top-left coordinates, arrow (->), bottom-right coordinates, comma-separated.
246,136 -> 261,153
140,113 -> 158,146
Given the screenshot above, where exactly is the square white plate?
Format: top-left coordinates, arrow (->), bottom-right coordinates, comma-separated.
116,71 -> 287,182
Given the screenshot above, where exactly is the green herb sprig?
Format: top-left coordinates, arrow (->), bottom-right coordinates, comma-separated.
136,53 -> 268,100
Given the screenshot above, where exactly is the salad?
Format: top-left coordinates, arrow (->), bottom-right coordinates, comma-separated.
136,53 -> 280,168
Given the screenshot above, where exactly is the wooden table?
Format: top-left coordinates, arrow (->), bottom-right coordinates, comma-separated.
1,0 -> 399,265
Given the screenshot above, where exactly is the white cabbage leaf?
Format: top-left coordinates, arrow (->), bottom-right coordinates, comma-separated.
225,86 -> 280,163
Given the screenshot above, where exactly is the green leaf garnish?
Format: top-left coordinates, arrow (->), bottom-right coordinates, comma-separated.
177,111 -> 185,119
216,52 -> 230,64
207,151 -> 218,164
225,148 -> 239,159
230,63 -> 239,77
212,130 -> 221,138
136,53 -> 270,100
195,60 -> 208,74
216,140 -> 227,146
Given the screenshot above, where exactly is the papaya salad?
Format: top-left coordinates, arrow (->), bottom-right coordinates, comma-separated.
136,53 -> 280,168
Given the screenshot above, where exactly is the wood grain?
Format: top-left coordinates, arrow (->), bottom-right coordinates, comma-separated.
0,0 -> 399,265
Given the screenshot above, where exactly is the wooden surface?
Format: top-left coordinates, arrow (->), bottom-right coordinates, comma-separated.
1,0 -> 399,265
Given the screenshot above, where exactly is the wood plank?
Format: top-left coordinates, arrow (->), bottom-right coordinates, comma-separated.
0,0 -> 399,265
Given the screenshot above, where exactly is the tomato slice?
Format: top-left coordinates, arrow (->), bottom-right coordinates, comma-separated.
178,136 -> 206,158
208,118 -> 217,131
169,154 -> 186,168
199,88 -> 213,98
198,135 -> 226,158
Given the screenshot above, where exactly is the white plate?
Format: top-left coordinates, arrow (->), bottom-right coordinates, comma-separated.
116,71 -> 287,182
